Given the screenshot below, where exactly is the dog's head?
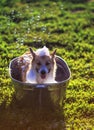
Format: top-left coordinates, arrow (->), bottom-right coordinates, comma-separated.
30,46 -> 56,82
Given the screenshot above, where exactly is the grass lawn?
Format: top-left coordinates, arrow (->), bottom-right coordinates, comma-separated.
0,0 -> 94,129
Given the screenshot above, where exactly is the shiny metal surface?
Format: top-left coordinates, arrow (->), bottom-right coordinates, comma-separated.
9,56 -> 71,109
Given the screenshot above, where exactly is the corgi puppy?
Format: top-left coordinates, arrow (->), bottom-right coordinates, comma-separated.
26,46 -> 57,84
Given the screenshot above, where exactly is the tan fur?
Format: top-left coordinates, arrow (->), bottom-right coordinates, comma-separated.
17,47 -> 57,83
29,55 -> 57,83
16,52 -> 32,82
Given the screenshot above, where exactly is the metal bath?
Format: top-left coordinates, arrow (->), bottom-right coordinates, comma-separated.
9,56 -> 71,110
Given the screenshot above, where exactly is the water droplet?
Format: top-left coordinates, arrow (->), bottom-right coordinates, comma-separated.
14,28 -> 17,34
7,22 -> 10,26
20,39 -> 24,45
33,37 -> 37,42
60,4 -> 64,10
31,16 -> 34,20
16,43 -> 20,48
48,32 -> 51,37
33,24 -> 36,30
38,37 -> 42,42
7,22 -> 11,29
36,15 -> 40,21
41,26 -> 46,32
11,10 -> 15,15
43,8 -> 46,14
27,28 -> 30,33
26,5 -> 29,9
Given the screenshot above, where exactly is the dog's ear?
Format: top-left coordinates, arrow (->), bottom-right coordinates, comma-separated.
29,48 -> 36,59
51,49 -> 57,59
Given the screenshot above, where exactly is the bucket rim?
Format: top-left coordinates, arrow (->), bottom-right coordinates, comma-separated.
9,56 -> 71,87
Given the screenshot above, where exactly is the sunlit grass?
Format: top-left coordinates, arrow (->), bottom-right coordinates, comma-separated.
0,0 -> 94,129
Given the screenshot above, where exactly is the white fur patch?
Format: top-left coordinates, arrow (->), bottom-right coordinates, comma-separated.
26,69 -> 36,83
36,46 -> 50,56
25,46 -> 57,84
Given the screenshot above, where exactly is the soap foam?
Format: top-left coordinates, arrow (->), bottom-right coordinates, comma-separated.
36,46 -> 50,56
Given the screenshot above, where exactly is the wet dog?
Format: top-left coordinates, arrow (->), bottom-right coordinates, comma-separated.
26,46 -> 57,84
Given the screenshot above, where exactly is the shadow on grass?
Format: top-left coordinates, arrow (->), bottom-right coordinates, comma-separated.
0,89 -> 66,130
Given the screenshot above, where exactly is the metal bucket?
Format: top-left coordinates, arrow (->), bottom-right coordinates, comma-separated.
9,56 -> 71,110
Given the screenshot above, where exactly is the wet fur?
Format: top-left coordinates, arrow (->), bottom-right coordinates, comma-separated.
17,47 -> 57,83
26,47 -> 57,84
26,55 -> 57,83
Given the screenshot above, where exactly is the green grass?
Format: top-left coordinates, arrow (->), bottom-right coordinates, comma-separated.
0,0 -> 94,129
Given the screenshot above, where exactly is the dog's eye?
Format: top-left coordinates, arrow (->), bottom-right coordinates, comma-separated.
46,62 -> 50,66
37,62 -> 41,66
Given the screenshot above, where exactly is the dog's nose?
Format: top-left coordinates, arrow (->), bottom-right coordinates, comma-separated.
41,70 -> 46,75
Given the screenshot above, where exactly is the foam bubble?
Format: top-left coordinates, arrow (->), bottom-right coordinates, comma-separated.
36,46 -> 50,56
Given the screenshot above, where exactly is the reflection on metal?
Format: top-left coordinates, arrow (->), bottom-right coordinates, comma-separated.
9,56 -> 71,110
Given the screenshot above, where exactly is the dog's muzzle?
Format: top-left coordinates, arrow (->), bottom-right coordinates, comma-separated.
41,70 -> 46,75
38,66 -> 49,79
40,70 -> 46,79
